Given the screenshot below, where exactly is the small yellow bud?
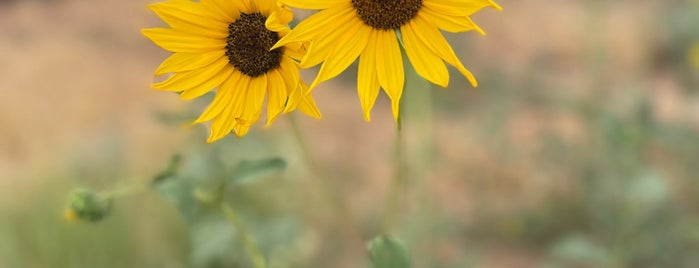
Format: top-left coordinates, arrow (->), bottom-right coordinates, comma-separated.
64,208 -> 78,222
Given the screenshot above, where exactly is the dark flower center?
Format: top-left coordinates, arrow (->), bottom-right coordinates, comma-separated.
225,12 -> 283,77
351,0 -> 422,30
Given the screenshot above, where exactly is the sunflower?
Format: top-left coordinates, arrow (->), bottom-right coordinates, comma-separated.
273,0 -> 500,121
142,0 -> 321,142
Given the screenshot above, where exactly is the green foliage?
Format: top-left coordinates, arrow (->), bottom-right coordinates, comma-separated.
368,236 -> 411,268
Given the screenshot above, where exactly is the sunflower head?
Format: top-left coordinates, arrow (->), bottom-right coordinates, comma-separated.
275,0 -> 500,122
143,0 -> 320,142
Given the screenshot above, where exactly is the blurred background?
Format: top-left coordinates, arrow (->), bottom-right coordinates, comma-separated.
1,0 -> 699,267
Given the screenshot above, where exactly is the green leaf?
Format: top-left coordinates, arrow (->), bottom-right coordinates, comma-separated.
368,235 -> 411,268
230,157 -> 287,184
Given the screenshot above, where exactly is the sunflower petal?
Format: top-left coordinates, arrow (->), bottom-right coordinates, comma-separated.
357,29 -> 381,121
142,28 -> 225,53
200,0 -> 241,22
374,30 -> 404,121
272,7 -> 353,50
194,71 -> 240,123
179,65 -> 234,100
266,70 -> 286,125
280,0 -> 347,9
155,51 -> 223,76
299,16 -> 364,68
411,14 -> 478,87
401,23 -> 449,87
148,2 -> 228,38
293,82 -> 322,118
308,20 -> 371,89
428,0 -> 502,16
153,56 -> 229,91
420,6 -> 485,34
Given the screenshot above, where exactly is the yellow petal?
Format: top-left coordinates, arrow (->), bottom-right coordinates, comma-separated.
153,56 -> 229,91
266,9 -> 292,35
200,0 -> 241,22
308,20 -> 371,89
374,30 -> 404,121
253,0 -> 275,17
239,75 -> 267,123
420,7 -> 485,34
142,28 -> 226,53
194,70 -> 240,123
279,55 -> 301,96
401,23 -> 449,87
297,93 -> 322,119
265,70 -> 286,125
208,76 -> 250,142
272,7 -> 353,50
357,29 -> 381,121
411,14 -> 478,87
148,2 -> 229,38
428,0 -> 502,16
149,0 -> 230,23
280,0 -> 347,9
155,51 -> 224,76
179,65 -> 234,100
282,41 -> 309,61
299,16 -> 364,68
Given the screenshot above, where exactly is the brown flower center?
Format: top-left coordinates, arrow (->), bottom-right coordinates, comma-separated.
350,0 -> 422,30
225,12 -> 283,77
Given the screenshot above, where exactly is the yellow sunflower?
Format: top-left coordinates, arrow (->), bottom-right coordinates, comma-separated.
274,0 -> 500,121
142,0 -> 321,142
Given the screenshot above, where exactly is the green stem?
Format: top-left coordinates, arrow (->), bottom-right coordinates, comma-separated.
381,116 -> 405,233
220,203 -> 267,268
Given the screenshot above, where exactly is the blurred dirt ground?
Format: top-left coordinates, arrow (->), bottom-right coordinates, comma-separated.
1,0 -> 699,267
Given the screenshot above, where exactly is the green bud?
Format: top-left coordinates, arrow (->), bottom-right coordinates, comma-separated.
65,188 -> 112,222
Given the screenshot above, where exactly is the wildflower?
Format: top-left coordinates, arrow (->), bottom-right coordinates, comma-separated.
143,0 -> 321,142
274,0 -> 500,121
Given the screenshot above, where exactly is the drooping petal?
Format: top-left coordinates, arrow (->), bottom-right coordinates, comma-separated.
411,14 -> 478,87
401,23 -> 450,87
357,29 -> 381,121
374,30 -> 404,121
142,28 -> 226,53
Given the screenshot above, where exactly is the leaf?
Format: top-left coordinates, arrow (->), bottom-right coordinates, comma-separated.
368,235 -> 411,268
229,157 -> 287,184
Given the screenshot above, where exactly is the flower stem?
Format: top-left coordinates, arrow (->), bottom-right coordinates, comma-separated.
381,115 -> 405,233
220,203 -> 267,268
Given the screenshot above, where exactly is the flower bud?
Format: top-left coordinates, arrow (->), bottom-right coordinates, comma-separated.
65,188 -> 112,222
